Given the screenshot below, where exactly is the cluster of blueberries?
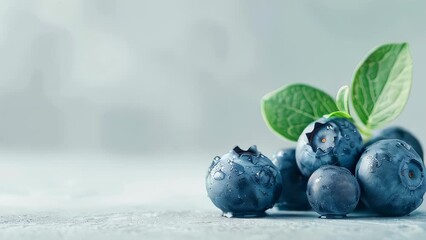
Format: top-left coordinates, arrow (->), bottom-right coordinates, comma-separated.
206,117 -> 426,218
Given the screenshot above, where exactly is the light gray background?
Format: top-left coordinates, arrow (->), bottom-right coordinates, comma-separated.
0,1 -> 426,239
1,0 -> 425,156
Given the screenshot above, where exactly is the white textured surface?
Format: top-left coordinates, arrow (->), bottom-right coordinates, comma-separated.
1,208 -> 426,240
0,153 -> 425,239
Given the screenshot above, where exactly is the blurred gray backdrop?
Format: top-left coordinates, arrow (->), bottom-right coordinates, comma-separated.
1,0 -> 425,157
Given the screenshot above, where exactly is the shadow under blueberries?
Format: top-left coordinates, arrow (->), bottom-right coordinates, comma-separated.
263,210 -> 318,219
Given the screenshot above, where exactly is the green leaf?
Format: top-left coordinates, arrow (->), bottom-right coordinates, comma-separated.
336,85 -> 350,113
326,111 -> 352,120
261,84 -> 338,141
352,43 -> 413,129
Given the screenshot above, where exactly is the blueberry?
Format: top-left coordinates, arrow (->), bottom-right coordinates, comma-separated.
356,139 -> 426,216
206,145 -> 282,217
272,148 -> 310,210
366,127 -> 423,159
296,117 -> 363,177
307,165 -> 360,218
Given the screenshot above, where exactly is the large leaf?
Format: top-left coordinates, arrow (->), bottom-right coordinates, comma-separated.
261,84 -> 338,141
352,43 -> 412,129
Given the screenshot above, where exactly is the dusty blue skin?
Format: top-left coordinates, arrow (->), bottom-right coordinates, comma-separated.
307,165 -> 360,218
296,117 -> 363,177
272,148 -> 310,210
206,145 -> 282,218
356,139 -> 426,216
366,127 -> 423,159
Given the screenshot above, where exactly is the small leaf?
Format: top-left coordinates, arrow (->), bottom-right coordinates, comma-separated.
336,85 -> 350,113
261,84 -> 338,141
326,111 -> 352,120
352,43 -> 412,129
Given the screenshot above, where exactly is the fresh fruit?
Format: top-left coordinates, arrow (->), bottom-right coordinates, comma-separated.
206,145 -> 282,217
272,148 -> 310,210
295,117 -> 363,177
366,127 -> 423,159
356,139 -> 426,216
307,165 -> 360,218
220,42 -> 424,220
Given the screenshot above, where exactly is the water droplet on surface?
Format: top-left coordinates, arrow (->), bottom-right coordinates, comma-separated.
344,134 -> 350,140
223,212 -> 233,218
213,170 -> 225,180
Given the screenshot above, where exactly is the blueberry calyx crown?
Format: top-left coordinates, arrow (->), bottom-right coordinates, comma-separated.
305,122 -> 337,154
232,145 -> 260,157
399,158 -> 424,190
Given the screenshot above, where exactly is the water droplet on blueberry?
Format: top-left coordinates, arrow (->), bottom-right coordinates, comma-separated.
213,170 -> 225,180
315,176 -> 322,183
231,163 -> 245,176
343,148 -> 351,154
376,152 -> 390,162
256,170 -> 272,186
208,156 -> 221,173
368,159 -> 381,173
